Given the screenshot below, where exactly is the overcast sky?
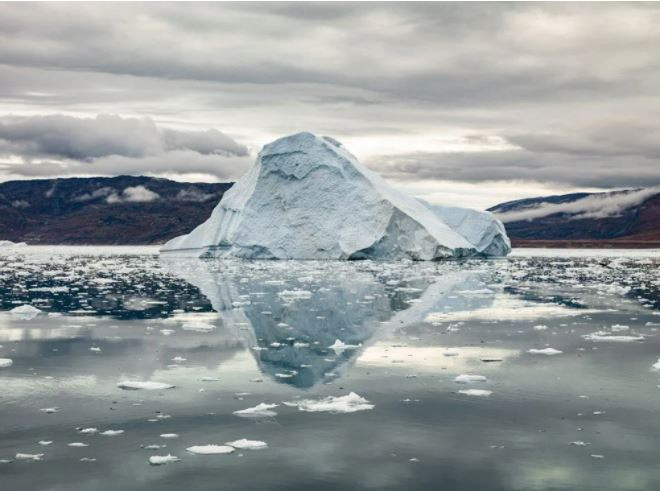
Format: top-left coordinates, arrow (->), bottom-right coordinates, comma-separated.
1,2 -> 659,208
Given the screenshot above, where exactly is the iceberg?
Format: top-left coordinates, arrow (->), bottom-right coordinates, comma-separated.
160,132 -> 510,260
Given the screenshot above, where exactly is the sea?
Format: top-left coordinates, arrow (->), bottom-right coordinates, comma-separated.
1,246 -> 659,490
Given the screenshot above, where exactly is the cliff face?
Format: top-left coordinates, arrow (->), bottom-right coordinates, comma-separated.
0,176 -> 232,244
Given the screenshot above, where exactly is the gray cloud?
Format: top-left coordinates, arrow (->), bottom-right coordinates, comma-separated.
0,114 -> 247,160
368,148 -> 660,189
0,2 -> 659,201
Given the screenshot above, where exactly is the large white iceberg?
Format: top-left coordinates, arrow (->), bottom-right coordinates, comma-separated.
160,132 -> 510,259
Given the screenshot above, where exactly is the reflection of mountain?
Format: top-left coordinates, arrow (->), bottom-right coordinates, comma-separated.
162,259 -> 497,388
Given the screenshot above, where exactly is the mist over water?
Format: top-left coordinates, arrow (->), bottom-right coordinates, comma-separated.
1,246 -> 659,490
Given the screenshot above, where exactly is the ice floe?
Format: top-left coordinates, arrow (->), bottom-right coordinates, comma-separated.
454,374 -> 488,383
117,381 -> 175,390
186,445 -> 235,455
0,358 -> 12,368
225,439 -> 268,450
582,332 -> 644,342
283,392 -> 374,413
527,348 -> 563,355
149,454 -> 179,465
458,389 -> 492,397
233,403 -> 278,418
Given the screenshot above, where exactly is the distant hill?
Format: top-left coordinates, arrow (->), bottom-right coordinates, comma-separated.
0,176 -> 232,245
489,188 -> 660,248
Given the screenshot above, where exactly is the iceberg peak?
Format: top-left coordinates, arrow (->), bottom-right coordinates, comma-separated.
160,132 -> 510,260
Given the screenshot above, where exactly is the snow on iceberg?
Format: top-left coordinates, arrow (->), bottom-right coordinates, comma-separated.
160,132 -> 510,260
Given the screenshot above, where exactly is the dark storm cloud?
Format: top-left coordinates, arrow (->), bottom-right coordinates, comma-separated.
0,2 -> 659,193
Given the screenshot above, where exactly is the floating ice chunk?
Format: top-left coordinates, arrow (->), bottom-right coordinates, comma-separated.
570,441 -> 590,446
10,304 -> 42,319
283,392 -> 374,413
78,428 -> 98,434
186,445 -> 235,455
0,358 -> 12,368
15,453 -> 44,461
160,433 -> 179,439
171,356 -> 186,363
591,454 -> 604,459
80,457 -> 96,462
527,348 -> 563,355
117,381 -> 175,390
68,442 -> 88,447
458,389 -> 493,397
100,430 -> 124,436
201,377 -> 221,382
582,332 -> 644,342
443,349 -> 460,357
454,374 -> 488,384
38,441 -> 52,446
89,347 -> 101,352
278,289 -> 313,300
329,339 -> 361,352
652,359 -> 660,370
182,322 -> 215,332
149,454 -> 180,465
39,407 -> 59,414
226,439 -> 268,450
233,403 -> 278,418
533,325 -> 548,331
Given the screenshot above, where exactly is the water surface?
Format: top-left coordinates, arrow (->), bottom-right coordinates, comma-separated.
1,246 -> 659,490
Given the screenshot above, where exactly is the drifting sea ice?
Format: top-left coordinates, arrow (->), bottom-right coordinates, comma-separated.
454,374 -> 488,384
9,304 -> 42,319
582,332 -> 644,342
527,348 -> 563,355
0,358 -> 12,368
186,445 -> 235,455
283,392 -> 374,413
149,454 -> 180,465
15,453 -> 44,461
225,439 -> 268,450
160,434 -> 179,439
117,381 -> 175,390
329,339 -> 361,352
233,403 -> 278,418
458,389 -> 493,397
100,430 -> 124,436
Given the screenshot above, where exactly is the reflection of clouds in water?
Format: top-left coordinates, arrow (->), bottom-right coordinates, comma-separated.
161,259 -> 498,388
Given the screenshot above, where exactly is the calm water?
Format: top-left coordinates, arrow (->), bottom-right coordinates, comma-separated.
1,246 -> 659,490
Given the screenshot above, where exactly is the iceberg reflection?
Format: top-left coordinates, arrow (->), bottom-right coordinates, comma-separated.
162,259 -> 497,388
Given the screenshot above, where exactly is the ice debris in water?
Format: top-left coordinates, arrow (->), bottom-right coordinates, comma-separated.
38,441 -> 52,446
15,453 -> 44,461
9,304 -> 42,319
454,374 -> 488,384
283,392 -> 374,413
527,348 -> 563,355
329,339 -> 361,352
225,439 -> 268,450
582,332 -> 644,342
160,433 -> 179,439
186,445 -> 235,455
233,403 -> 279,418
458,389 -> 493,397
651,359 -> 660,370
68,442 -> 88,447
149,454 -> 180,465
78,428 -> 98,434
0,358 -> 12,368
100,430 -> 124,436
39,407 -> 58,414
117,381 -> 175,390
